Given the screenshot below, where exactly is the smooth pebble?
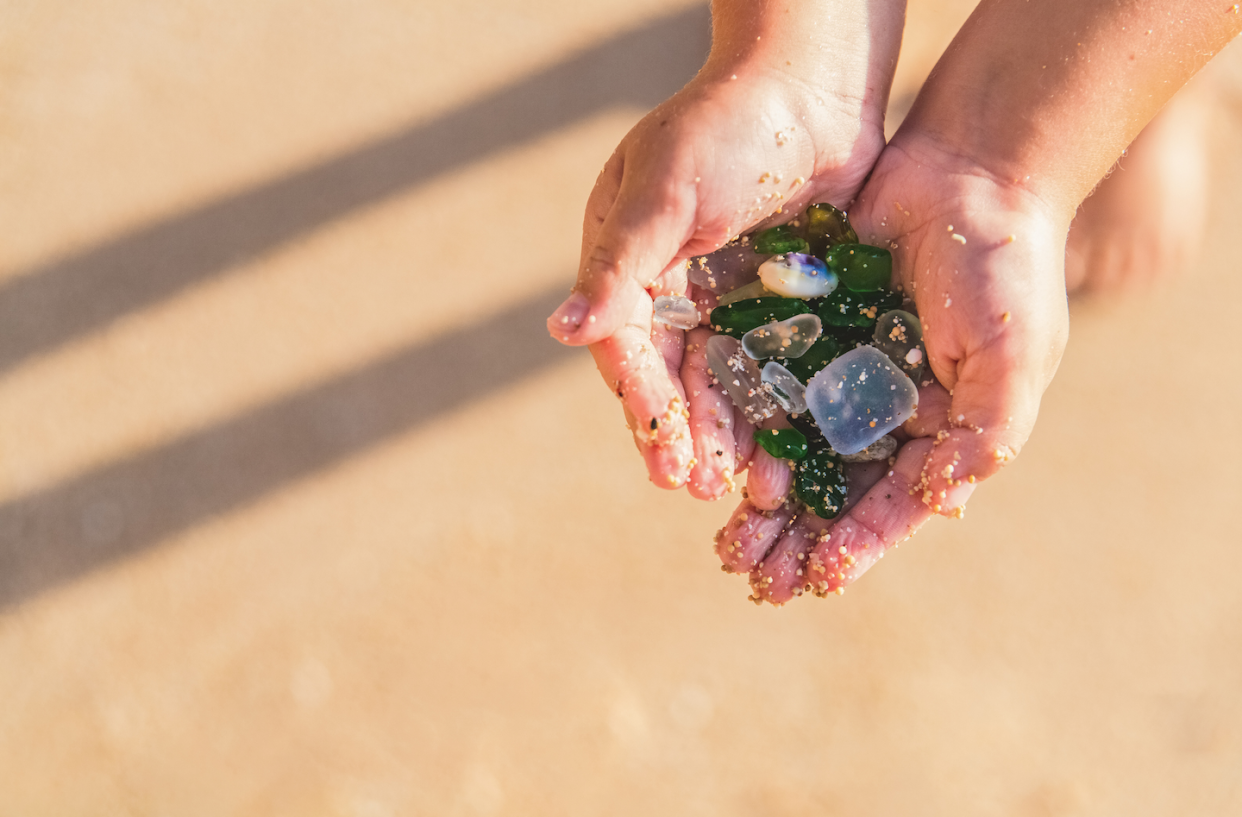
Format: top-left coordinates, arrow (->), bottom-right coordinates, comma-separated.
839,434 -> 898,462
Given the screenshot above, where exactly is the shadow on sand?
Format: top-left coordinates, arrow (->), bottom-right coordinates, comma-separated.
0,6 -> 709,379
0,6 -> 710,607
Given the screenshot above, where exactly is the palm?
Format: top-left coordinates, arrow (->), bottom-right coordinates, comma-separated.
592,73 -> 885,264
718,135 -> 1071,602
857,138 -> 1070,425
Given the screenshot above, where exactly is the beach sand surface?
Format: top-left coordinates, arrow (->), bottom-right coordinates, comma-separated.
0,1 -> 1239,813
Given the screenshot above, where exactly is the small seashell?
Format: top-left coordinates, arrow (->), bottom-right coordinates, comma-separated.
758,253 -> 838,299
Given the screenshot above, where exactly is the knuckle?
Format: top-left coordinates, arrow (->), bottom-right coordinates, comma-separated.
584,244 -> 625,281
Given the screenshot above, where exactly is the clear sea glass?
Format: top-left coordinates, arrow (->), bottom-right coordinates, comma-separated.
651,295 -> 700,330
706,335 -> 779,424
760,361 -> 808,414
742,314 -> 822,360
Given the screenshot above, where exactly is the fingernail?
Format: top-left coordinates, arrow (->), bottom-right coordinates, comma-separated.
940,480 -> 976,513
549,292 -> 590,331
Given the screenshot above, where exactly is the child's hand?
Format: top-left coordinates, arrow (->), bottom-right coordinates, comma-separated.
548,63 -> 890,494
722,0 -> 1241,601
545,0 -> 906,495
723,133 -> 1071,601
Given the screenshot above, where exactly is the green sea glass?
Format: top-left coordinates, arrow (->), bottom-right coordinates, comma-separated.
805,203 -> 858,255
715,279 -> 773,306
815,288 -> 903,328
830,323 -> 876,351
753,225 -> 810,255
780,335 -> 840,382
753,427 -> 809,461
788,415 -> 847,519
826,244 -> 892,292
710,297 -> 813,339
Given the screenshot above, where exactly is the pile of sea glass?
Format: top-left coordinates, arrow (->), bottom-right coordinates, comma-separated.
656,204 -> 926,520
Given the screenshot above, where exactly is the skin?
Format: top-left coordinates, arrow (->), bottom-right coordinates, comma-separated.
550,0 -> 1241,602
750,145 -> 1068,602
546,0 -> 907,497
1065,80 -> 1212,294
744,0 -> 1242,603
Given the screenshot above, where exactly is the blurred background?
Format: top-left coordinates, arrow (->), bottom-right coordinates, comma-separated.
2,0 -> 1241,813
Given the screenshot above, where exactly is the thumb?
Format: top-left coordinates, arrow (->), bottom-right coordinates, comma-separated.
547,162 -> 696,346
913,322 -> 1060,517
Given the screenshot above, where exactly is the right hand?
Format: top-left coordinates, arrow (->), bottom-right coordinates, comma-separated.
720,132 -> 1072,602
547,64 -> 890,498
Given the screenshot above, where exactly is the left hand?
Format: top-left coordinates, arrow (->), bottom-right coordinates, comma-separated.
717,132 -> 1072,602
550,65 -> 889,497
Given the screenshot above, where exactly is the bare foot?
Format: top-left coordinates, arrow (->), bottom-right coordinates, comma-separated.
1065,84 -> 1211,295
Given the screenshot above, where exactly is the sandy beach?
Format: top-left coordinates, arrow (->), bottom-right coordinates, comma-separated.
0,0 -> 1240,812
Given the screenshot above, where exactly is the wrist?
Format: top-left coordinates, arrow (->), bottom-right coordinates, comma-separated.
894,77 -> 1095,223
882,129 -> 1071,230
695,0 -> 905,194
702,0 -> 905,134
893,0 -> 1242,222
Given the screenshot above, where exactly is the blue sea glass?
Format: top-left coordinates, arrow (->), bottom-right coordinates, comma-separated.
805,346 -> 918,455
